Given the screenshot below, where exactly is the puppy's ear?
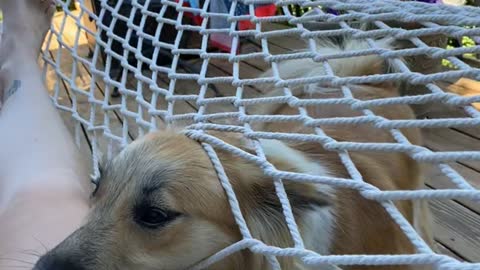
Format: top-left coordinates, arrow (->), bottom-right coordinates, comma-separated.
259,139 -> 329,175
232,139 -> 334,269
258,139 -> 334,209
217,135 -> 333,210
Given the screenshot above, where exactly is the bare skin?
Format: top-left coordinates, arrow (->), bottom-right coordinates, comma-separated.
0,0 -> 90,268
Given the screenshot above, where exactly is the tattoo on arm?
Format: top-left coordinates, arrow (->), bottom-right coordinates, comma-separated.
1,80 -> 21,105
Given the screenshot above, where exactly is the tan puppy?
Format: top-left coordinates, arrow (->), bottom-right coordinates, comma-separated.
34,38 -> 434,270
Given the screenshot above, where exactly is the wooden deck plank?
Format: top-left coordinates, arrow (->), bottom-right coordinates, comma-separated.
423,162 -> 480,213
430,198 -> 480,262
125,70 -> 198,128
50,10 -> 132,157
74,45 -> 147,140
424,111 -> 480,141
241,38 -> 296,72
49,47 -> 129,157
203,59 -> 267,121
452,127 -> 480,141
259,22 -> 308,51
207,59 -> 266,95
155,61 -> 242,121
444,78 -> 480,111
41,56 -> 93,172
240,41 -> 273,72
422,128 -> 480,172
424,79 -> 480,139
435,242 -> 466,261
239,23 -> 309,72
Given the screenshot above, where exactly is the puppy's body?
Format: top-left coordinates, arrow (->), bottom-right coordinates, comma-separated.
249,39 -> 434,268
34,39 -> 434,270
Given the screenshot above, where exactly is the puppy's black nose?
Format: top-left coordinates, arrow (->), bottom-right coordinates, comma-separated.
34,253 -> 86,270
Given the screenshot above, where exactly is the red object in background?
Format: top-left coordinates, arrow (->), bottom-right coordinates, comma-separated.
181,1 -> 204,25
182,1 -> 276,52
183,2 -> 276,30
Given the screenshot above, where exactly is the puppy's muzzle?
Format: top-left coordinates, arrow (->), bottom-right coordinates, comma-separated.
34,253 -> 86,270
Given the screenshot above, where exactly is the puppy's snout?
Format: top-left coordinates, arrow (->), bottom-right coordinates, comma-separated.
34,253 -> 86,270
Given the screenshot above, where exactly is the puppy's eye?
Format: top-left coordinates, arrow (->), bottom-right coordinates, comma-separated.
134,206 -> 180,229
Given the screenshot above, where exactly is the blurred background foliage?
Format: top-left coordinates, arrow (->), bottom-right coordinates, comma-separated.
278,1 -> 478,68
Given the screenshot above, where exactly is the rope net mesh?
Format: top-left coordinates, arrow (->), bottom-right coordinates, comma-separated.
43,0 -> 479,269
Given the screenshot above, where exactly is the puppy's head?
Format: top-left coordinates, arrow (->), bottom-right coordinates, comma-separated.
34,131 -> 332,270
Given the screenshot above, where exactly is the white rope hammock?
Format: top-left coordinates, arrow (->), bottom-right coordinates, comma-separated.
43,0 -> 480,269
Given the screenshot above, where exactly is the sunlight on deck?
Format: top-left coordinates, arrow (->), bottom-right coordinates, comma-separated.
44,5 -> 89,51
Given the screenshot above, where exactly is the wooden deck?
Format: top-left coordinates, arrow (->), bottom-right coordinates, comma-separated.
43,8 -> 480,264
